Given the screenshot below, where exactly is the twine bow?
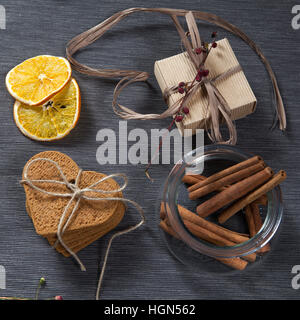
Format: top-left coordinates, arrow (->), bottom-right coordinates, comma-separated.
20,158 -> 145,300
66,7 -> 286,137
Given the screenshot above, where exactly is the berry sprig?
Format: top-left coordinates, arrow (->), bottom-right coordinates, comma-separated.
174,31 -> 218,124
145,32 -> 218,179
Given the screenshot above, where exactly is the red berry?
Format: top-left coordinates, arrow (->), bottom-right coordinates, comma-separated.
178,87 -> 185,94
198,69 -> 203,75
195,48 -> 202,54
202,69 -> 209,77
211,32 -> 217,38
182,107 -> 189,114
212,42 -> 217,48
175,115 -> 184,122
178,82 -> 185,87
195,74 -> 202,82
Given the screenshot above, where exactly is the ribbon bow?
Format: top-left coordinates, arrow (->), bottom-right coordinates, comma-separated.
21,157 -> 145,300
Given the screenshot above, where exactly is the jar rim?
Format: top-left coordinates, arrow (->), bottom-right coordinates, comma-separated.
162,144 -> 283,259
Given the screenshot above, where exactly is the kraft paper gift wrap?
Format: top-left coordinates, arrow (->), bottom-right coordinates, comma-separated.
154,38 -> 257,135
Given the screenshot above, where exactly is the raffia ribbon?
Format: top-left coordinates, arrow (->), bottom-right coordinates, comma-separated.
66,7 -> 286,137
20,158 -> 145,300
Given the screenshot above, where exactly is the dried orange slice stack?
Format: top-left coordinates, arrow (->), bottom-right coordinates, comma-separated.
6,55 -> 80,141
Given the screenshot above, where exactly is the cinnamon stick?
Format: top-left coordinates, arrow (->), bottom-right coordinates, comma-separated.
216,256 -> 248,271
252,194 -> 268,206
258,243 -> 271,254
188,156 -> 262,192
250,203 -> 271,254
177,205 -> 249,243
182,174 -> 205,185
159,219 -> 180,239
218,170 -> 286,224
251,203 -> 262,235
160,202 -> 166,219
196,167 -> 274,218
245,205 -> 256,237
183,174 -> 228,192
189,162 -> 265,200
159,219 -> 248,270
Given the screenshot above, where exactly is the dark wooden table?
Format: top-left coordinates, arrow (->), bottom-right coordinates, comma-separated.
0,0 -> 299,299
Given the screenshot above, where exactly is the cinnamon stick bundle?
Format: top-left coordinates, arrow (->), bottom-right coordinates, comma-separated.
218,170 -> 286,224
160,158 -> 285,271
189,162 -> 265,200
188,156 -> 262,192
196,167 -> 274,218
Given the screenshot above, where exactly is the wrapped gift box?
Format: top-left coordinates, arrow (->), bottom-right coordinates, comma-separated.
154,38 -> 257,135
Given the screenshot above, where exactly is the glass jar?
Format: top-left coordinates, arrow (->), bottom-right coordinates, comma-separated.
160,144 -> 283,272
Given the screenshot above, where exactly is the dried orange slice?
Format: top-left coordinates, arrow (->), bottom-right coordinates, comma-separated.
6,55 -> 72,106
14,78 -> 80,141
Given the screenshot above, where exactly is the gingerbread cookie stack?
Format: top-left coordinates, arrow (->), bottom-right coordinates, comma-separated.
22,151 -> 125,257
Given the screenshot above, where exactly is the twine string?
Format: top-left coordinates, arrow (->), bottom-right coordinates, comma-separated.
20,158 -> 145,299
